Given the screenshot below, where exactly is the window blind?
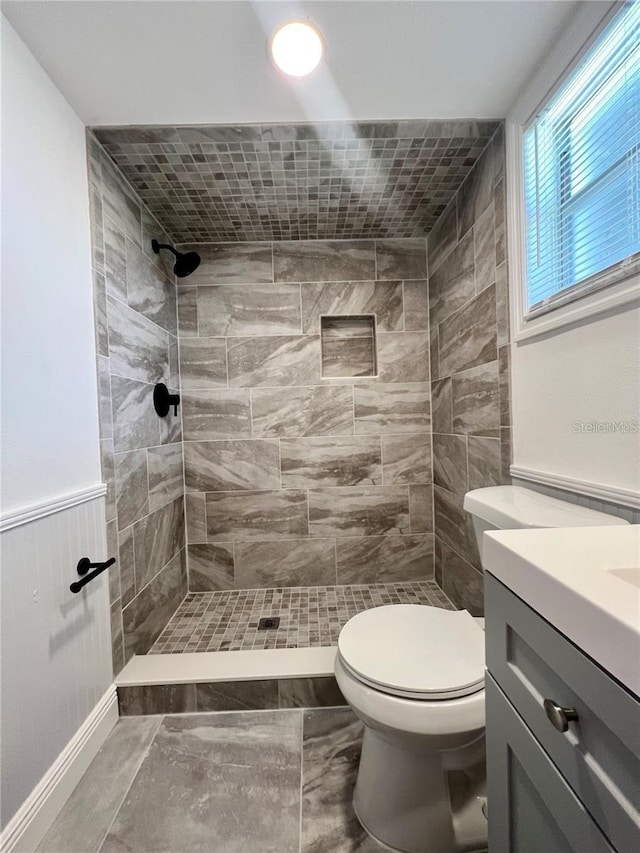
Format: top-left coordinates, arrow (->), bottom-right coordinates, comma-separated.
524,0 -> 640,313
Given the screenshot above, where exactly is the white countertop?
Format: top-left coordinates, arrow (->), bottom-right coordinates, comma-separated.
483,525 -> 640,697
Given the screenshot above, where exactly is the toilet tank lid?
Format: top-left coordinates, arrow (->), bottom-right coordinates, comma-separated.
463,486 -> 629,529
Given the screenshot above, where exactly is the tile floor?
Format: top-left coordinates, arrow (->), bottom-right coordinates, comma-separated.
37,708 -> 382,853
149,581 -> 454,654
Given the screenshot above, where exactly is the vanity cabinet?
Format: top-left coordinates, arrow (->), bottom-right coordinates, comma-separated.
485,573 -> 640,853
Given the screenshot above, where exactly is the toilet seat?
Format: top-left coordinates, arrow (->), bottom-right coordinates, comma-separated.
337,605 -> 485,700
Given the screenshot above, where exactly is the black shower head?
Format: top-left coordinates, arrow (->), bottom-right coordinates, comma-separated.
151,240 -> 201,278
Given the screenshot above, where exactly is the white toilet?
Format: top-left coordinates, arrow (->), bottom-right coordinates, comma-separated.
335,485 -> 628,853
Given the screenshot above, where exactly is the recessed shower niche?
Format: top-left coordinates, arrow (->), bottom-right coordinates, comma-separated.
320,315 -> 377,378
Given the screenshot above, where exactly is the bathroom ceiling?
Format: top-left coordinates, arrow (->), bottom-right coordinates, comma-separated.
93,120 -> 500,241
2,1 -> 582,126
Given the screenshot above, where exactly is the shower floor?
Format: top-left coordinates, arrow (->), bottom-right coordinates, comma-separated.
149,581 -> 454,655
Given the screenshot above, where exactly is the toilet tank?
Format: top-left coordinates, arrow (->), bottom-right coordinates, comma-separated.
463,486 -> 629,560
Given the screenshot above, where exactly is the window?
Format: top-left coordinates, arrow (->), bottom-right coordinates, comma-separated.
524,0 -> 640,317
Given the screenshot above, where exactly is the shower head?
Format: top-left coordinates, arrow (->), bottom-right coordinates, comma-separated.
151,240 -> 201,278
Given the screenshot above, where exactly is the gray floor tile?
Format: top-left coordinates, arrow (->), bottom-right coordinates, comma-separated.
301,708 -> 383,852
98,711 -> 302,853
36,717 -> 161,853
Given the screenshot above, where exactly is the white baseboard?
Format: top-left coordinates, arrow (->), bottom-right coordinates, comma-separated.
510,466 -> 640,511
1,686 -> 118,853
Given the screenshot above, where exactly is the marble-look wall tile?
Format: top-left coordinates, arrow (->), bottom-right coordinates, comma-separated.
110,375 -> 160,453
441,542 -> 485,616
382,433 -> 432,484
118,684 -> 197,716
301,280 -> 403,333
101,439 -> 117,522
88,177 -> 105,274
279,678 -> 346,708
429,229 -> 474,327
336,534 -> 433,584
354,382 -> 430,434
182,242 -> 273,285
433,486 -> 480,570
281,436 -> 382,488
409,484 -> 433,533
495,177 -> 507,267
119,524 -> 135,607
182,389 -> 251,440
184,439 -> 280,492
198,283 -> 301,336
106,519 -> 121,604
433,433 -> 468,495
438,284 -> 497,377
496,261 -> 509,347
206,490 -> 308,541
110,600 -> 124,678
501,426 -> 512,484
301,708 -> 368,853
474,202 -> 496,290
141,209 -> 175,280
196,681 -> 280,711
178,337 -> 227,389
274,240 -> 375,282
147,444 -> 183,510
235,539 -> 336,589
188,543 -> 235,591
97,355 -> 113,440
468,436 -> 502,490
185,493 -> 207,544
114,449 -> 149,530
499,345 -> 511,427
403,280 -> 429,330
251,385 -> 354,438
452,360 -> 499,436
93,269 -> 109,357
321,336 -> 375,378
376,331 -> 429,383
107,296 -> 169,385
158,403 -> 182,446
177,286 -> 198,336
104,218 -> 127,302
457,141 -> 494,239
133,497 -> 185,591
228,335 -> 322,387
122,553 -> 184,657
126,240 -> 177,334
428,198 -> 457,274
101,157 -> 141,248
308,486 -> 410,538
376,238 -> 427,280
431,377 -> 452,434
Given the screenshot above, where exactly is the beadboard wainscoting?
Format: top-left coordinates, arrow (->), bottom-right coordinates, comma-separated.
0,490 -> 116,850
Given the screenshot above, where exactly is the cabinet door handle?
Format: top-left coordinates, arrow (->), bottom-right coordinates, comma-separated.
543,698 -> 579,732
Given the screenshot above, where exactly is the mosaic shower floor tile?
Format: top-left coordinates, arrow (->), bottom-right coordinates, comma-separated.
148,581 -> 454,654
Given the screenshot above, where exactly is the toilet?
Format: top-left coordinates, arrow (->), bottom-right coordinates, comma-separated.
335,485 -> 628,853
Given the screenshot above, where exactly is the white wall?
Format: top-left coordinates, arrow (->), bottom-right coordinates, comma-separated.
511,305 -> 640,501
0,18 -> 113,842
1,16 -> 101,514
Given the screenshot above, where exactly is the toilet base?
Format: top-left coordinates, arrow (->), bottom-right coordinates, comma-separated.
354,727 -> 455,853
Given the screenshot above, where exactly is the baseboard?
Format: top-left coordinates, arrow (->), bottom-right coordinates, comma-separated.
1,685 -> 118,853
510,465 -> 640,511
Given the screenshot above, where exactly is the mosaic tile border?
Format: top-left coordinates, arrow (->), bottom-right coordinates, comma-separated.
92,120 -> 501,242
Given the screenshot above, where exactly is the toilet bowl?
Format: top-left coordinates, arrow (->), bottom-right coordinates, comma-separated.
335,605 -> 486,853
337,485 -> 629,853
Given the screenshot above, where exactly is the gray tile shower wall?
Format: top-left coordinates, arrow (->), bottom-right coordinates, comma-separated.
87,133 -> 186,675
427,124 -> 510,615
177,237 -> 434,591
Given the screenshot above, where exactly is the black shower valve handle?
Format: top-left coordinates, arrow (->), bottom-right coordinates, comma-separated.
153,383 -> 180,418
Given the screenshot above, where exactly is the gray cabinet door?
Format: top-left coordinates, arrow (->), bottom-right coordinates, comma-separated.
486,675 -> 616,853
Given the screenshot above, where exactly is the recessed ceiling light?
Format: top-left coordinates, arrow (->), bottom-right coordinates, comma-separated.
270,21 -> 324,78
